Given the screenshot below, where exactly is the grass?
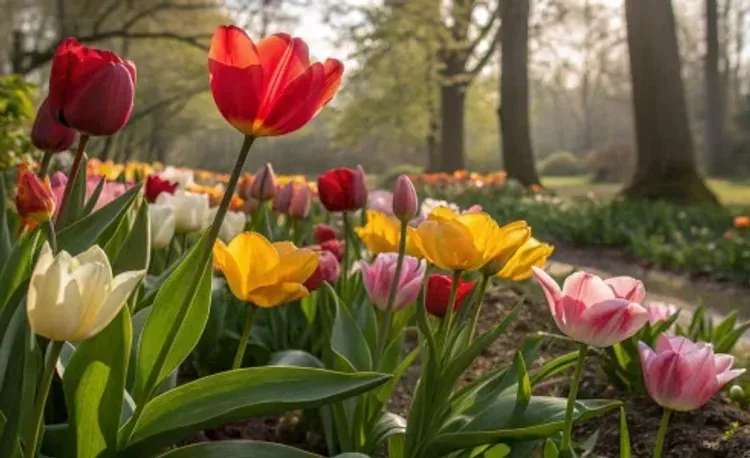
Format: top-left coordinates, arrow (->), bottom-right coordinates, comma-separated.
542,175 -> 750,208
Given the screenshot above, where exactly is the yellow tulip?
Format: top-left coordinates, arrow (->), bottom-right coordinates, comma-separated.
213,232 -> 318,307
496,237 -> 555,281
354,210 -> 421,257
415,211 -> 531,272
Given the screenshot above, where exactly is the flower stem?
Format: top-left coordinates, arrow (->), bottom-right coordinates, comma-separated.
653,408 -> 672,458
54,134 -> 89,229
232,304 -> 258,370
25,340 -> 63,458
560,342 -> 588,457
439,270 -> 462,350
374,221 -> 408,370
468,274 -> 490,343
42,220 -> 57,254
38,152 -> 53,178
341,212 -> 351,298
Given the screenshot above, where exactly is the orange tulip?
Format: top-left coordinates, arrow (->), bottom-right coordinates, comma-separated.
208,26 -> 344,137
734,216 -> 750,229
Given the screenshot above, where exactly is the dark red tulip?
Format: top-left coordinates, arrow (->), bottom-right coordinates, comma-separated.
320,240 -> 345,262
31,98 -> 76,153
303,250 -> 341,291
144,175 -> 178,203
317,166 -> 367,213
314,224 -> 338,243
48,38 -> 136,136
425,274 -> 477,318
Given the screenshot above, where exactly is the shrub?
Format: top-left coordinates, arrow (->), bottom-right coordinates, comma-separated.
538,151 -> 584,177
586,142 -> 636,183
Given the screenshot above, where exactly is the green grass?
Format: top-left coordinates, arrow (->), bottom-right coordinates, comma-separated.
542,175 -> 750,208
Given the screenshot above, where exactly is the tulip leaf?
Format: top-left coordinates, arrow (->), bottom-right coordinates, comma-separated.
133,236 -> 212,403
56,156 -> 88,230
530,351 -> 579,386
100,206 -> 135,261
63,307 -> 132,458
81,176 -> 106,217
120,367 -> 390,456
365,411 -> 407,452
0,230 -> 40,311
543,439 -> 559,458
0,173 -> 12,265
57,184 -> 141,256
619,407 -> 631,458
113,201 -> 151,274
327,284 -> 372,372
269,350 -> 324,368
153,440 -> 327,458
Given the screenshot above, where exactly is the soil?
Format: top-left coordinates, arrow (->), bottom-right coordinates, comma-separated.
183,285 -> 750,457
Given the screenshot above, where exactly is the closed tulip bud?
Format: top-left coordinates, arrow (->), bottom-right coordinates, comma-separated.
353,165 -> 368,209
392,175 -> 418,223
360,253 -> 425,311
149,204 -> 176,250
155,190 -> 211,233
304,250 -> 341,291
314,224 -> 338,243
288,183 -> 311,220
27,242 -> 145,341
31,98 -> 76,153
640,335 -> 745,411
250,163 -> 277,201
15,164 -> 56,223
317,166 -> 368,213
425,274 -> 476,318
145,175 -> 178,203
48,39 -> 136,136
272,182 -> 294,213
533,268 -> 648,347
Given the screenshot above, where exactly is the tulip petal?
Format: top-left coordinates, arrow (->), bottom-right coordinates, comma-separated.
606,276 -> 646,302
28,257 -> 82,341
316,58 -> 344,109
249,282 -> 309,308
257,34 -> 310,114
271,241 -> 298,257
575,299 -> 648,347
716,368 -> 746,386
228,232 -> 280,291
74,245 -> 112,272
213,239 -> 248,300
429,206 -> 459,221
455,212 -> 503,260
259,61 -> 325,136
71,262 -> 112,336
714,354 -> 735,374
531,266 -> 564,324
562,272 -> 617,308
80,270 -> 144,340
275,247 -> 319,284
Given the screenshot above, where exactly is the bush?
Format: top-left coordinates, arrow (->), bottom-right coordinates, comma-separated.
378,163 -> 424,188
586,142 -> 635,183
538,151 -> 584,176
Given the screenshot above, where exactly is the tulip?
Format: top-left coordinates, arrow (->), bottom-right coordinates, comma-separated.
368,190 -> 394,216
532,267 -> 648,347
288,183 -> 311,220
243,196 -> 261,214
250,163 -> 277,201
31,98 -> 76,153
304,250 -> 341,291
208,207 -> 247,243
15,164 -> 56,223
640,335 -> 745,458
209,26 -> 344,137
148,204 -> 176,250
360,253 -> 425,311
145,175 -> 178,203
48,38 -> 136,136
355,210 -> 422,257
272,182 -> 294,213
314,224 -> 338,243
159,166 -> 194,188
27,242 -> 145,341
425,274 -> 477,318
647,302 -> 679,326
155,189 -> 211,233
317,166 -> 368,213
392,175 -> 418,223
320,239 -> 346,261
86,177 -> 131,212
495,237 -> 555,280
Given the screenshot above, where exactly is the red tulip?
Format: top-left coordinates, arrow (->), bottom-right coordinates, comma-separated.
48,38 -> 136,136
288,183 -> 311,220
314,224 -> 338,243
317,166 -> 368,213
208,26 -> 344,137
31,98 -> 76,153
15,164 -> 56,223
304,250 -> 341,291
320,240 -> 345,262
425,274 -> 476,318
145,175 -> 178,203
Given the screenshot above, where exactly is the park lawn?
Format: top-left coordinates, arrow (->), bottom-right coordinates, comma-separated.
542,175 -> 750,208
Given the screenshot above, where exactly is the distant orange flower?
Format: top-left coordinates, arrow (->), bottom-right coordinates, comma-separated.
735,216 -> 750,229
530,184 -> 544,193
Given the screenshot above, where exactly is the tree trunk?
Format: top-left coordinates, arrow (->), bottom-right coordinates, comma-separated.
499,0 -> 541,186
705,0 -> 728,176
622,0 -> 718,204
439,78 -> 467,172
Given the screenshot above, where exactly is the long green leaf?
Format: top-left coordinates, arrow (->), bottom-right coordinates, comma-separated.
56,156 -> 88,229
81,176 -> 106,217
113,201 -> 151,274
0,231 -> 40,310
154,441 -> 325,458
63,308 -> 132,458
0,173 -> 12,265
328,284 -> 371,372
619,407 -> 631,458
269,350 -> 324,369
120,367 -> 390,456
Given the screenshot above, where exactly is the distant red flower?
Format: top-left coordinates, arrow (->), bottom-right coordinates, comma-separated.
320,240 -> 345,262
314,224 -> 338,244
15,165 -> 56,223
208,26 -> 343,137
145,175 -> 178,203
303,250 -> 341,291
317,166 -> 367,213
425,274 -> 476,318
31,98 -> 76,153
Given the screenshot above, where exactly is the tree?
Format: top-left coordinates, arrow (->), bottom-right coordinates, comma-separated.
705,0 -> 728,175
499,0 -> 541,186
623,0 -> 718,204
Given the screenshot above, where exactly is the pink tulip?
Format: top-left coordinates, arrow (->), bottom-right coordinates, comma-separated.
639,335 -> 745,411
647,302 -> 679,326
532,267 -> 648,347
360,253 -> 426,311
49,172 -> 132,216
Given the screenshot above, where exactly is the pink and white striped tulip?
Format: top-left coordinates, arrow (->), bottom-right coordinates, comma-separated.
639,335 -> 745,411
532,267 -> 649,347
360,253 -> 426,311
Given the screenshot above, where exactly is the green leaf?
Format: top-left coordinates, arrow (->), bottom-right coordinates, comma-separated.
543,439 -> 559,458
514,353 -> 531,407
327,284 -> 372,372
0,231 -> 40,310
715,320 -> 750,354
81,176 -> 106,217
619,407 -> 631,458
375,346 -> 419,404
57,184 -> 141,256
530,351 -> 579,386
154,441 -> 326,458
366,411 -> 406,451
56,156 -> 88,229
133,237 -> 212,403
100,206 -> 135,261
269,350 -> 324,369
63,308 -> 132,458
0,173 -> 12,265
120,367 -> 390,456
112,201 -> 151,274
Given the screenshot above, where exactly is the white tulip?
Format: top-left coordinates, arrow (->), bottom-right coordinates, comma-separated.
27,243 -> 145,342
158,166 -> 194,188
149,204 -> 176,250
155,190 -> 210,233
207,208 -> 247,242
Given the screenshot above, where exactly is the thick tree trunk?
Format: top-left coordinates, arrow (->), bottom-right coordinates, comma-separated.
705,0 -> 728,176
439,79 -> 467,172
499,0 -> 541,186
623,0 -> 718,204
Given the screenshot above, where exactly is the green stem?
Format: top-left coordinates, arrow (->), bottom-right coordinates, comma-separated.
42,220 -> 57,253
653,408 -> 672,458
232,305 -> 258,370
54,134 -> 88,229
25,341 -> 63,458
439,270 -> 462,347
341,212 -> 351,298
374,221 -> 408,370
163,239 -> 175,270
181,232 -> 188,254
38,152 -> 53,178
467,274 -> 490,343
560,343 -> 588,457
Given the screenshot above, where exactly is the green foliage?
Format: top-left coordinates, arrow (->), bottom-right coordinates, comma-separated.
538,151 -> 584,177
0,76 -> 36,170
